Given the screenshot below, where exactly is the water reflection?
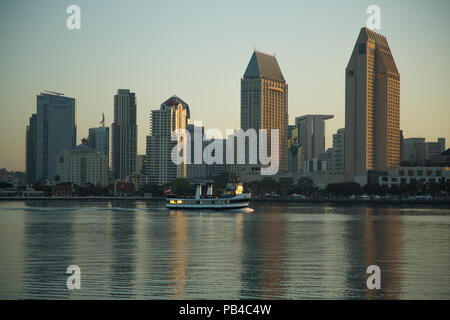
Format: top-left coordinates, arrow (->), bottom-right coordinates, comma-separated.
0,201 -> 448,299
22,209 -> 75,299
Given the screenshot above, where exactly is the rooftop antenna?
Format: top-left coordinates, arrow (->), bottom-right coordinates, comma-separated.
44,90 -> 64,96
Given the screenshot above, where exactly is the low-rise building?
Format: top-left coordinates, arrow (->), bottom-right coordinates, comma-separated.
379,166 -> 450,187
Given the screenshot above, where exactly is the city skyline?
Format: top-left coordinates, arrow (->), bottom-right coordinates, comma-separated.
1,0 -> 450,171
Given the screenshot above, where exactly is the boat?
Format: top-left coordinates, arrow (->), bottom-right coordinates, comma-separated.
165,182 -> 251,210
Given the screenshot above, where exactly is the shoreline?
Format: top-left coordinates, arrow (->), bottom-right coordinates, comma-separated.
0,196 -> 449,205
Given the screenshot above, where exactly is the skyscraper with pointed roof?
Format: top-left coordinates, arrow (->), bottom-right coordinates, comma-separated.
241,51 -> 288,172
344,28 -> 400,181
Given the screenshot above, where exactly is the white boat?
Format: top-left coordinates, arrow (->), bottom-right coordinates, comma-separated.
166,182 -> 251,210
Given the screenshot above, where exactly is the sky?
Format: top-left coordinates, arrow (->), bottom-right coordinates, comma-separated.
0,0 -> 449,171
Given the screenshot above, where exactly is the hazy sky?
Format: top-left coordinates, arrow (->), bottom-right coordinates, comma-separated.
0,0 -> 449,171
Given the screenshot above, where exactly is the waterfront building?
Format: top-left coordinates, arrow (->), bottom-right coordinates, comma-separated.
55,144 -> 108,186
344,27 -> 401,183
136,155 -> 146,175
145,95 -> 190,185
241,50 -> 288,172
26,114 -> 37,182
26,92 -> 77,182
331,128 -> 345,172
88,126 -> 110,167
112,89 -> 137,180
379,166 -> 450,187
403,137 -> 445,161
185,124 -> 207,182
295,114 -> 334,173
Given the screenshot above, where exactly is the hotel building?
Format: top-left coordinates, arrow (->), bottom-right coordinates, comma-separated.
344,27 -> 400,183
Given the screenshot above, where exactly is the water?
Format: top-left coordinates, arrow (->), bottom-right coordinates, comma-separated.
0,200 -> 449,299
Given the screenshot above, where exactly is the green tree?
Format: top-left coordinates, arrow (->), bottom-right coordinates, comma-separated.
169,178 -> 193,196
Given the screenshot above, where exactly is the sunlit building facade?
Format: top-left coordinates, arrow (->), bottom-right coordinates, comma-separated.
241,51 -> 288,173
145,95 -> 190,185
344,27 -> 400,182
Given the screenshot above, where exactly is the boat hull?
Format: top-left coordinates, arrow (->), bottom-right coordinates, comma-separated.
166,193 -> 251,210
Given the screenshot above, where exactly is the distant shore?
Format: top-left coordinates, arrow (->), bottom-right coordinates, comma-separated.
0,196 -> 449,205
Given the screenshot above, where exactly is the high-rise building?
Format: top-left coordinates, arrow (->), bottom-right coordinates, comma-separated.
186,124 -> 207,182
136,155 -> 146,175
56,144 -> 108,186
241,51 -> 288,172
344,27 -> 400,181
332,128 -> 345,172
88,126 -> 110,167
403,137 -> 445,161
295,114 -> 334,173
26,114 -> 37,182
287,125 -> 301,174
112,89 -> 137,180
145,95 -> 190,185
403,138 -> 425,161
27,92 -> 77,182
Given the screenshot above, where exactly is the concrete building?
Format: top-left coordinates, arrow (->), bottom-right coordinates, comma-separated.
145,95 -> 190,185
185,124 -> 207,182
288,125 -> 302,174
112,89 -> 137,180
136,155 -> 146,175
241,50 -> 288,172
295,114 -> 334,173
88,126 -> 110,168
331,128 -> 345,172
403,137 -> 445,161
26,114 -> 37,182
26,92 -> 77,182
344,27 -> 401,183
55,144 -> 108,186
403,138 -> 425,161
379,166 -> 449,187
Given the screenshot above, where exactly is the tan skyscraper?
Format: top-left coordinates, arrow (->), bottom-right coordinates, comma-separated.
344,28 -> 400,181
145,95 -> 190,185
241,51 -> 288,172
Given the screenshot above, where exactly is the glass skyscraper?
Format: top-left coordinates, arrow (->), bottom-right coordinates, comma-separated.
26,92 -> 76,182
